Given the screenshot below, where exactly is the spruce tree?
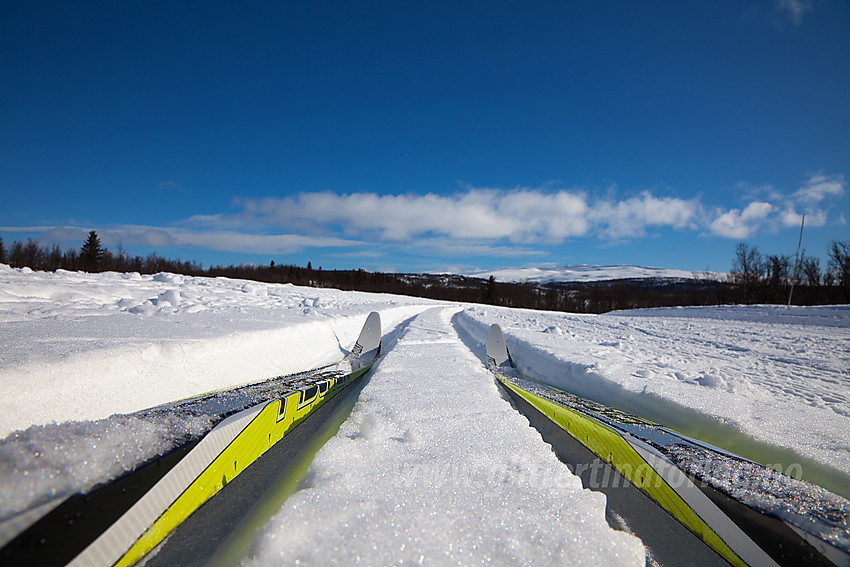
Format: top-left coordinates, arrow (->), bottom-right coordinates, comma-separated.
0,235 -> 5,264
80,231 -> 104,271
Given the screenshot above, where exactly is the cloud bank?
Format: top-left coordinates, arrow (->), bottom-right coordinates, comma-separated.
229,188 -> 703,244
220,173 -> 843,246
4,174 -> 844,260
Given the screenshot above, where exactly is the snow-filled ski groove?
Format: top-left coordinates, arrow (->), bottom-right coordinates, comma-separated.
485,323 -> 850,567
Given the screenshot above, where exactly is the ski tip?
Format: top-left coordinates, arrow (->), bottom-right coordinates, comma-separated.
352,311 -> 381,360
486,323 -> 512,371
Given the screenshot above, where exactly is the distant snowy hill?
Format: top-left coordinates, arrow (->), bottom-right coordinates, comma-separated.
464,264 -> 720,283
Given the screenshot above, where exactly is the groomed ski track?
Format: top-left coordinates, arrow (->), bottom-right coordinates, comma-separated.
242,307 -> 644,565
142,305 -> 833,566
2,270 -> 847,566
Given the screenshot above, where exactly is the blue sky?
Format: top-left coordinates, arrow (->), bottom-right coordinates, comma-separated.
1,1 -> 848,274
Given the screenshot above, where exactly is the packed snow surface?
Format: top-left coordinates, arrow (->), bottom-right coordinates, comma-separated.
1,264 -> 848,563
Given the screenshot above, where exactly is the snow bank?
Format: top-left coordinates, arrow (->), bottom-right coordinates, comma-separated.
0,265 -> 431,434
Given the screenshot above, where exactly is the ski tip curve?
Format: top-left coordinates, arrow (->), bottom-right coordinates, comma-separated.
486,323 -> 512,371
352,311 -> 381,360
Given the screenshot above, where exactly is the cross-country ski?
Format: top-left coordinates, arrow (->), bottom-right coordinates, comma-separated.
1,312 -> 381,567
487,322 -> 849,567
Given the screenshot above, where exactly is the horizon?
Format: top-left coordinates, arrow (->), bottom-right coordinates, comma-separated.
2,2 -> 848,275
0,232 -> 719,279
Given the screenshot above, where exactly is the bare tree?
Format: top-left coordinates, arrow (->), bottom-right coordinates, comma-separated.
730,243 -> 764,284
828,240 -> 850,300
800,255 -> 822,287
729,243 -> 765,302
766,254 -> 791,288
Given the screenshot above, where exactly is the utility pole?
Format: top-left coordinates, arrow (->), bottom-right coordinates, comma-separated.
788,214 -> 805,307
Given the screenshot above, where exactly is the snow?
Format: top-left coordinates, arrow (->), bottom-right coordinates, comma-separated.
1,263 -> 848,563
458,305 -> 850,495
463,263 -> 718,283
0,265 -> 429,432
245,307 -> 642,565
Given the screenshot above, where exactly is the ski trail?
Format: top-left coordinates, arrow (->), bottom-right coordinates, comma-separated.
245,306 -> 644,565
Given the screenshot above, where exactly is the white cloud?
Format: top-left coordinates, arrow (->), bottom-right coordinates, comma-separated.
236,188 -> 703,245
709,201 -> 774,239
210,179 -> 844,247
241,190 -> 525,241
780,207 -> 828,229
402,236 -> 545,258
40,226 -> 178,248
733,181 -> 783,203
185,213 -> 246,230
494,189 -> 590,242
773,173 -> 846,231
781,208 -> 801,228
591,191 -> 699,239
792,173 -> 845,205
707,173 -> 845,239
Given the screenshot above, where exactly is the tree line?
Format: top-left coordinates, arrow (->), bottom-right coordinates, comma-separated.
726,241 -> 850,305
0,231 -> 203,275
1,231 -> 848,313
